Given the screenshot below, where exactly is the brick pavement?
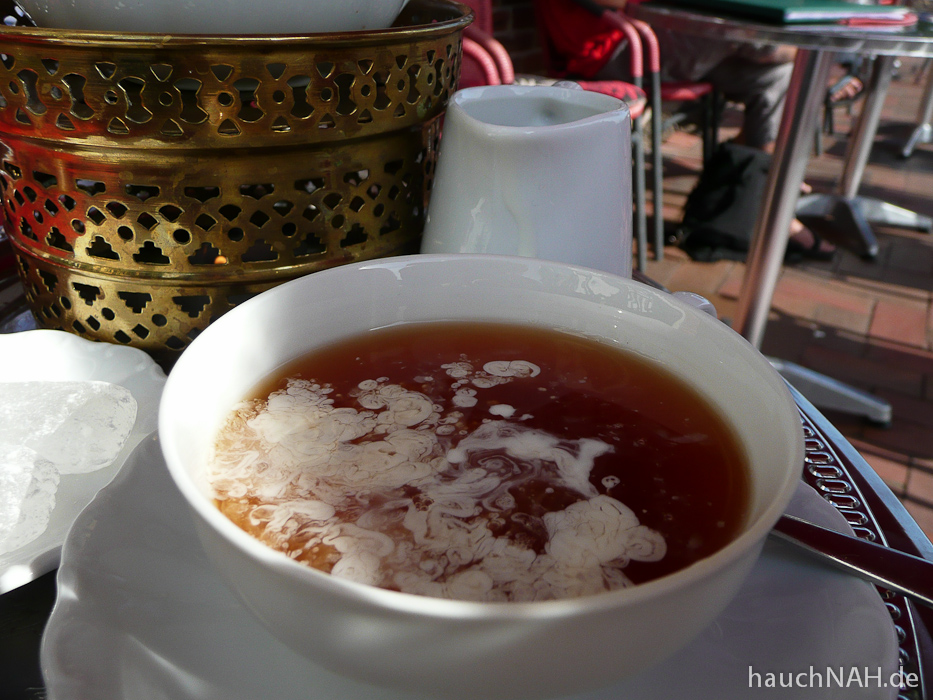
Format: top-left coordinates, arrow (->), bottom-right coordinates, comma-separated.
644,59 -> 933,541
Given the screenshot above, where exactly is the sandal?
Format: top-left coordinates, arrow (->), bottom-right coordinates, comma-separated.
824,74 -> 865,135
785,221 -> 836,263
828,75 -> 864,104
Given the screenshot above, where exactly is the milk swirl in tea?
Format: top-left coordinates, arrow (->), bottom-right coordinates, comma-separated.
208,322 -> 749,602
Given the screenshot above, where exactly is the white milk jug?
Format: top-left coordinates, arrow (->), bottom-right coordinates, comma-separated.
421,84 -> 633,277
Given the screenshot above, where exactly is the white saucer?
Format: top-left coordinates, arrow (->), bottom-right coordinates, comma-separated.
42,435 -> 900,700
0,330 -> 165,593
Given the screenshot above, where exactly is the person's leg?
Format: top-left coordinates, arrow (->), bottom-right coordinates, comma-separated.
703,55 -> 794,150
596,32 -> 832,259
592,29 -> 737,82
596,32 -> 792,150
687,49 -> 834,259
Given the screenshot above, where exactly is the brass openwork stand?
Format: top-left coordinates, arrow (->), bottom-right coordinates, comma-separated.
0,0 -> 469,366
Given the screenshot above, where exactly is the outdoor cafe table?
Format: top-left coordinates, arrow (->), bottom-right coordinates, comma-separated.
630,4 -> 933,350
1,255 -> 932,698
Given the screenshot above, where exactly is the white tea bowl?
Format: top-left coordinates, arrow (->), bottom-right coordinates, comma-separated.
16,0 -> 409,34
159,254 -> 804,700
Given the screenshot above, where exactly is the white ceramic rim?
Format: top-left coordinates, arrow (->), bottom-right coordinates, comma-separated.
159,253 -> 804,619
449,84 -> 630,133
10,0 -> 455,40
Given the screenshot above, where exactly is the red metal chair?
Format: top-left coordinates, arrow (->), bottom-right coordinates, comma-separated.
531,1 -> 653,270
624,15 -> 720,262
459,0 -> 514,87
534,0 -> 720,267
461,36 -> 508,87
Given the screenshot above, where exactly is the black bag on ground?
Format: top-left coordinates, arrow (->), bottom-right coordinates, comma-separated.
678,142 -> 772,262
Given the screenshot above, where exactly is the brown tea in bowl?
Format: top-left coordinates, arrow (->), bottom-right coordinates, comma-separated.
208,321 -> 749,602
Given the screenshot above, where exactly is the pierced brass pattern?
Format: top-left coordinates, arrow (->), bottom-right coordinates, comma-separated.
0,2 -> 466,148
0,0 -> 469,367
18,252 -> 284,353
2,127 -> 439,276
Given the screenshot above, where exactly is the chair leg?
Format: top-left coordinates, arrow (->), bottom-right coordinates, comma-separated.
815,116 -> 824,156
633,113 -> 648,273
702,91 -> 722,165
650,72 -> 664,261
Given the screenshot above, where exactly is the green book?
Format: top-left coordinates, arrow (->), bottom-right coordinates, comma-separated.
663,0 -> 911,24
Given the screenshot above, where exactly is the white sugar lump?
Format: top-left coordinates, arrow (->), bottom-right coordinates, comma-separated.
0,381 -> 137,474
0,444 -> 59,555
0,381 -> 137,553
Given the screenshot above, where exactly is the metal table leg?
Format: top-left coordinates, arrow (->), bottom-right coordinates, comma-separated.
769,358 -> 892,425
733,48 -> 893,425
734,48 -> 834,348
796,55 -> 932,260
902,60 -> 933,159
